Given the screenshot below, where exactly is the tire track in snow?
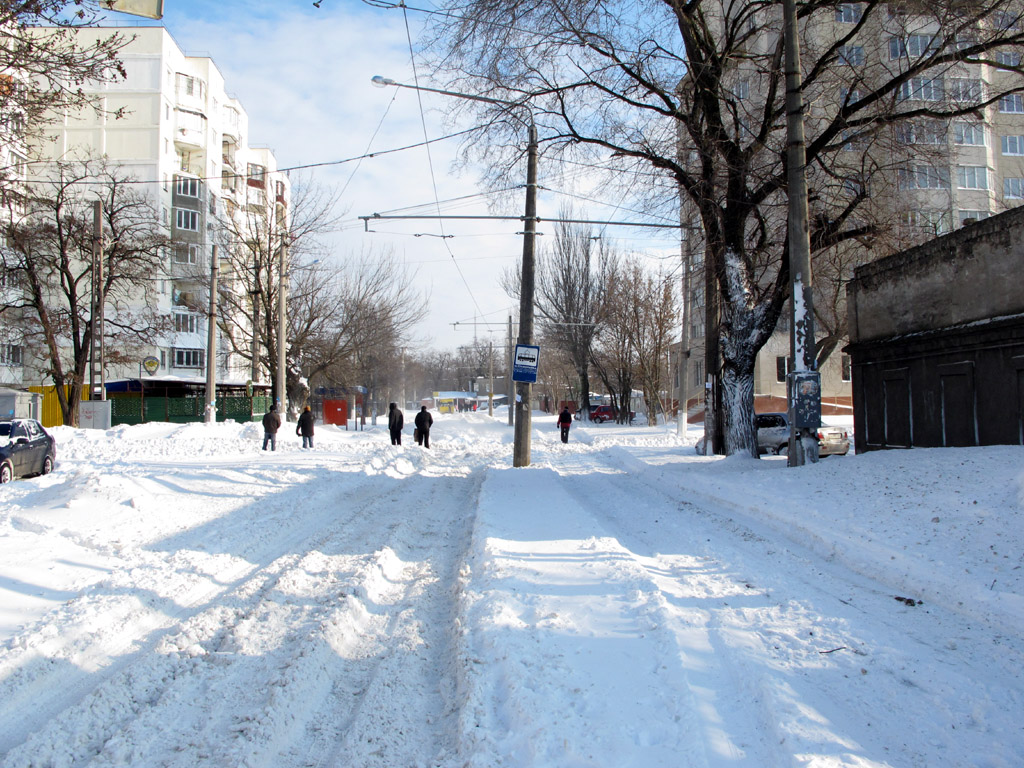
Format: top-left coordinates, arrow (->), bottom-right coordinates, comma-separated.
0,445 -> 478,766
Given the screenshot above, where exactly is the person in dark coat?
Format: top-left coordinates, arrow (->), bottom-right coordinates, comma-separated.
388,402 -> 404,445
414,405 -> 433,448
557,407 -> 573,443
296,405 -> 315,449
262,405 -> 281,451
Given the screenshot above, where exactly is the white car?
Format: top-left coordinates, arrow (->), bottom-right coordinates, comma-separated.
755,412 -> 850,457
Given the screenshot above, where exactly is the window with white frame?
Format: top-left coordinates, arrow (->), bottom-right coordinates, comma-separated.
898,77 -> 944,101
173,348 -> 205,368
948,78 -> 983,102
898,166 -> 950,189
173,243 -> 201,264
173,313 -> 199,334
889,35 -> 938,60
958,210 -> 990,224
901,209 -> 951,234
1004,177 -> 1024,198
835,3 -> 862,23
175,176 -> 200,198
1001,135 -> 1024,155
1000,93 -> 1024,113
992,11 -> 1022,30
957,166 -> 988,190
175,208 -> 199,231
838,45 -> 865,66
997,50 -> 1022,67
841,129 -> 867,151
776,356 -> 791,384
840,87 -> 862,105
0,343 -> 22,366
247,163 -> 266,185
954,122 -> 986,146
896,120 -> 945,144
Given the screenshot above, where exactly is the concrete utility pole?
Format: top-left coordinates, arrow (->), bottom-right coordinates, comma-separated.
677,225 -> 694,438
512,124 -> 539,468
89,200 -> 106,402
276,233 -> 288,414
205,245 -> 218,423
507,315 -> 514,426
488,340 -> 494,417
782,0 -> 821,466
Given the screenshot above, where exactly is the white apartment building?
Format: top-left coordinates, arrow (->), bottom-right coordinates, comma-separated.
674,3 -> 1024,419
16,26 -> 288,391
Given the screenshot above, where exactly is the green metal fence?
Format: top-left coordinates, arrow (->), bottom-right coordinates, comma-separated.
109,395 -> 271,426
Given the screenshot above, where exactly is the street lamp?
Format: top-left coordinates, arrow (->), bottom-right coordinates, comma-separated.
371,75 -> 539,467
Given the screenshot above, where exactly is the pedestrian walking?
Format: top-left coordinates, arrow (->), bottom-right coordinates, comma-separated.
414,405 -> 433,449
296,405 -> 315,449
557,406 -> 573,444
388,402 -> 404,445
261,405 -> 281,451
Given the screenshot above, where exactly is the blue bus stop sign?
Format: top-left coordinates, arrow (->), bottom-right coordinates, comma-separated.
512,344 -> 540,383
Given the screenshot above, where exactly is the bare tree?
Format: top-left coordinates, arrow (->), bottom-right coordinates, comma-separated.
0,158 -> 167,425
534,209 -> 615,419
422,0 -> 1024,455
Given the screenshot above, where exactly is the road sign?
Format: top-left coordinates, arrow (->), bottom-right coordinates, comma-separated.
512,344 -> 540,383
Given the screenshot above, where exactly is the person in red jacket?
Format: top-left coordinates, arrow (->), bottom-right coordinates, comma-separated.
557,407 -> 573,443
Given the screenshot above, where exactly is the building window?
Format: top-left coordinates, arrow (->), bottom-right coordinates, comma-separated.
1000,94 -> 1024,113
889,35 -> 938,60
835,4 -> 862,23
997,50 -> 1022,67
1004,177 -> 1024,198
1001,135 -> 1024,155
957,166 -> 988,190
948,78 -> 983,103
898,166 -> 950,190
898,77 -> 944,102
731,79 -> 750,100
175,208 -> 199,231
958,210 -> 990,225
776,356 -> 790,384
954,122 -> 986,146
992,11 -> 1022,30
901,209 -> 951,234
173,313 -> 199,334
173,243 -> 201,264
838,45 -> 864,66
247,163 -> 266,186
841,354 -> 852,382
0,343 -> 23,367
896,121 -> 945,145
175,176 -> 201,197
840,87 -> 862,105
173,348 -> 205,369
692,360 -> 704,388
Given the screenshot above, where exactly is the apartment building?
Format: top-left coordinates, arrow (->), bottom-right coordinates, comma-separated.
673,2 -> 1024,421
13,26 -> 288,391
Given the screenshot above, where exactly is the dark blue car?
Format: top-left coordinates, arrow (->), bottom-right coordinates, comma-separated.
0,419 -> 56,483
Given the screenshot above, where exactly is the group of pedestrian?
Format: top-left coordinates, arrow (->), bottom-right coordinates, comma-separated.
261,404 -> 316,451
388,402 -> 433,448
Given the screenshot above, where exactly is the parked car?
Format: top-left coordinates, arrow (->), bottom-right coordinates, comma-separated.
754,412 -> 850,457
0,418 -> 56,483
591,405 -> 617,423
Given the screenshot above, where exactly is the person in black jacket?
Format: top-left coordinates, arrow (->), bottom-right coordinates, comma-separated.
296,405 -> 315,449
388,402 -> 404,445
557,407 -> 573,443
414,405 -> 433,448
262,405 -> 281,451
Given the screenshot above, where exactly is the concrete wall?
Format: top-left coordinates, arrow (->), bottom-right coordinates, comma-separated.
848,204 -> 1024,343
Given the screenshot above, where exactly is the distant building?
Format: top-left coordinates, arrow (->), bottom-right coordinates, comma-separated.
10,26 -> 287,391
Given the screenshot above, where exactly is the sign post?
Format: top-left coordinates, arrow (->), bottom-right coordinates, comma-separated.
512,344 -> 540,384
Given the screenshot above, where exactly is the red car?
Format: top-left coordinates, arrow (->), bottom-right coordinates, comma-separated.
591,405 -> 616,423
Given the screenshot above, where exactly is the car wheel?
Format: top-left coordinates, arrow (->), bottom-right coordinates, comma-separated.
0,462 -> 12,484
42,456 -> 53,475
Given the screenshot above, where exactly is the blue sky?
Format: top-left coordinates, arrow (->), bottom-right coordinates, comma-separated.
98,0 -> 680,349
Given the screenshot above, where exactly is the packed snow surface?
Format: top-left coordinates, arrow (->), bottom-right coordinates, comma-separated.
0,411 -> 1022,767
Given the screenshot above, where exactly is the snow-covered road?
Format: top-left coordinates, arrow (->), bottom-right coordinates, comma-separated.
1,413 -> 1021,767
